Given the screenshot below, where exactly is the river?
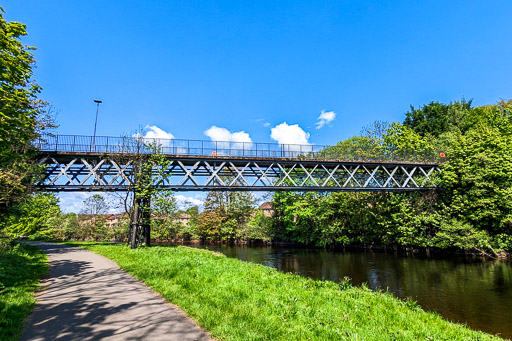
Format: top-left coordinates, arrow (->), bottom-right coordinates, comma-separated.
180,244 -> 512,339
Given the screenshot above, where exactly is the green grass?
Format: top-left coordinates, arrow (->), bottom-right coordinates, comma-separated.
71,242 -> 501,340
0,243 -> 48,341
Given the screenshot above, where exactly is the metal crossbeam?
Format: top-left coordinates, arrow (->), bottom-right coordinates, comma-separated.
35,153 -> 440,192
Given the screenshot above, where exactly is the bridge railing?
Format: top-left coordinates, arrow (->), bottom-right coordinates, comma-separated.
33,134 -> 443,163
34,134 -> 327,158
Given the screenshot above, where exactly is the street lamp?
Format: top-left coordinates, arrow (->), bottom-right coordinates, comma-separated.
92,99 -> 102,151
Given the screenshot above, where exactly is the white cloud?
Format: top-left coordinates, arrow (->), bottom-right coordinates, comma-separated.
204,126 -> 251,143
230,131 -> 252,143
58,192 -> 121,214
133,125 -> 175,140
132,125 -> 175,149
315,110 -> 336,129
58,192 -> 90,213
142,125 -> 175,140
59,192 -> 204,214
253,118 -> 271,128
204,126 -> 231,142
175,194 -> 204,210
270,122 -> 310,146
204,126 -> 253,152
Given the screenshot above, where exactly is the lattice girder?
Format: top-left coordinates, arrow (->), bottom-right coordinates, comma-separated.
35,153 -> 440,192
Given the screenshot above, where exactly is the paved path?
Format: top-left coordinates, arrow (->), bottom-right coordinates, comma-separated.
22,242 -> 212,341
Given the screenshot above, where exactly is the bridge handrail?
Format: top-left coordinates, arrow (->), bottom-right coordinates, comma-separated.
33,134 -> 443,163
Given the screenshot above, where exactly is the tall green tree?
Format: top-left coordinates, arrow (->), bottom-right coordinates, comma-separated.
403,100 -> 473,137
0,8 -> 51,208
199,191 -> 256,240
2,193 -> 61,239
151,190 -> 180,241
440,101 -> 512,252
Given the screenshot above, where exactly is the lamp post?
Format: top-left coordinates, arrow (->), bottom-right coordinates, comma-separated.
92,99 -> 102,151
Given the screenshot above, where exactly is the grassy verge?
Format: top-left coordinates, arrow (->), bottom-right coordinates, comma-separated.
70,242 -> 501,340
0,243 -> 48,341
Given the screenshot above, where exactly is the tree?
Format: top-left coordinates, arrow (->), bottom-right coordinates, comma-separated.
403,100 -> 473,137
152,190 -> 177,215
2,193 -> 61,239
197,210 -> 224,240
0,8 -> 53,209
53,213 -> 79,240
321,135 -> 385,160
185,205 -> 199,228
81,194 -> 109,215
382,122 -> 440,162
439,101 -> 512,253
179,206 -> 199,240
110,143 -> 175,247
245,210 -> 273,241
151,190 -> 179,241
361,120 -> 390,140
199,190 -> 256,241
79,194 -> 109,240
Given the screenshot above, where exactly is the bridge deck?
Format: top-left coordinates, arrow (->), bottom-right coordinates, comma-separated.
38,151 -> 440,166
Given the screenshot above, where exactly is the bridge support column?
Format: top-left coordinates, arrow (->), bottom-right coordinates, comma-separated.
129,194 -> 151,249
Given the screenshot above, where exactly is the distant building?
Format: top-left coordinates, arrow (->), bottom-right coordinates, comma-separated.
106,213 -> 125,228
177,213 -> 191,226
259,202 -> 274,217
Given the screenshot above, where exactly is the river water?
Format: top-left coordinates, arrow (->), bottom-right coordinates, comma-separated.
181,244 -> 512,339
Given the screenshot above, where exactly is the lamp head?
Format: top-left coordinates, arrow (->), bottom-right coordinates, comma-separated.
94,99 -> 102,104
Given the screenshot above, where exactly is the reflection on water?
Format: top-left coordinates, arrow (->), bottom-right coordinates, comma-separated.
184,244 -> 512,339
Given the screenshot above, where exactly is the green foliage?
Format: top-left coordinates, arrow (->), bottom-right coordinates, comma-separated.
338,276 -> 353,291
245,210 -> 273,241
403,100 -> 473,137
383,123 -> 436,159
52,213 -> 79,241
268,99 -> 512,256
73,243 -> 500,340
177,206 -> 200,240
1,193 -> 61,239
0,243 -> 48,341
152,190 -> 177,215
197,209 -> 225,240
321,135 -> 387,161
0,8 -> 52,208
434,219 -> 495,254
441,102 -> 512,232
0,8 -> 56,247
198,190 -> 256,241
151,190 -> 181,241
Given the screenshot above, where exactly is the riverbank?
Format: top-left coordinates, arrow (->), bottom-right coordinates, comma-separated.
0,243 -> 48,341
160,239 -> 511,259
70,242 -> 502,340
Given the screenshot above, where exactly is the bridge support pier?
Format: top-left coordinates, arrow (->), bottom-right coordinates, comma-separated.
129,194 -> 151,249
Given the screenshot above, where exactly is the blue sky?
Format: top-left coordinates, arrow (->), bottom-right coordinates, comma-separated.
4,0 -> 512,212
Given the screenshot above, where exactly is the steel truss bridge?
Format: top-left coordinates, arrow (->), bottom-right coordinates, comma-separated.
34,134 -> 442,248
34,134 -> 441,192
